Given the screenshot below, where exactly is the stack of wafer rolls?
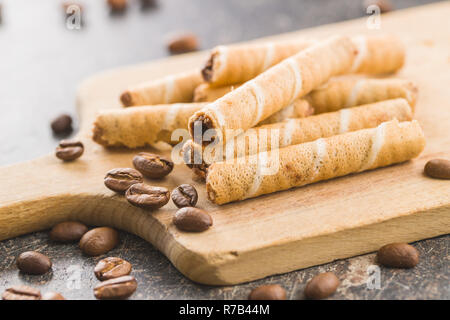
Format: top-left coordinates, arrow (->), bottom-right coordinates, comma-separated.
189,36 -> 359,145
202,34 -> 404,87
206,120 -> 425,205
183,98 -> 413,178
120,70 -> 203,107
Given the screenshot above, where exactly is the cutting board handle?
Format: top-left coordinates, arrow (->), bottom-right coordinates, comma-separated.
0,154 -> 164,243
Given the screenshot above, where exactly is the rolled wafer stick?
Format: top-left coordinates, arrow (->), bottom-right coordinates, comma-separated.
193,77 -> 418,117
307,77 -> 418,114
350,35 -> 405,74
120,70 -> 203,107
206,120 -> 425,205
202,35 -> 404,87
189,36 -> 358,144
93,103 -> 206,148
184,98 -> 413,176
202,39 -> 315,87
193,83 -> 241,102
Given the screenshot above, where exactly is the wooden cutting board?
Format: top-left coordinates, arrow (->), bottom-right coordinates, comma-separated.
0,2 -> 449,285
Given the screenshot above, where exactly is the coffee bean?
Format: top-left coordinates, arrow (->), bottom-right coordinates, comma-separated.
55,140 -> 84,161
50,221 -> 88,242
304,272 -> 340,299
132,153 -> 174,179
364,0 -> 392,13
173,207 -> 212,232
424,159 -> 450,179
2,285 -> 41,300
248,284 -> 286,300
171,184 -> 198,208
79,227 -> 119,256
42,292 -> 65,300
377,243 -> 419,268
104,168 -> 143,193
125,183 -> 170,210
94,257 -> 132,281
51,114 -> 73,134
107,0 -> 127,11
94,275 -> 137,300
167,32 -> 199,54
16,251 -> 52,275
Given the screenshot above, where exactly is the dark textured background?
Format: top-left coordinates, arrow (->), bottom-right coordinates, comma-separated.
0,0 -> 448,300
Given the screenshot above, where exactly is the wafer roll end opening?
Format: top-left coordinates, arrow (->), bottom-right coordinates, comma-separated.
120,91 -> 133,107
189,112 -> 218,146
201,53 -> 215,82
92,120 -> 108,146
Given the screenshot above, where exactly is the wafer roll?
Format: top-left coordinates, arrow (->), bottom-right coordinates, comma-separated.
306,77 -> 418,114
184,98 -> 413,176
193,83 -> 241,102
120,70 -> 203,107
202,39 -> 314,87
350,35 -> 404,74
202,35 -> 404,87
194,77 -> 418,118
190,36 -> 358,145
93,103 -> 206,148
206,120 -> 425,204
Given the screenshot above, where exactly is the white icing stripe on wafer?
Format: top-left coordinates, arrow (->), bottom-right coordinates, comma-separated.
163,75 -> 175,104
246,151 -> 268,198
163,103 -> 181,130
360,122 -> 387,171
282,119 -> 297,147
262,42 -> 275,71
250,82 -> 266,125
346,79 -> 365,107
351,36 -> 368,72
312,138 -> 327,177
209,101 -> 226,127
214,46 -> 229,78
339,108 -> 351,134
286,58 -> 303,102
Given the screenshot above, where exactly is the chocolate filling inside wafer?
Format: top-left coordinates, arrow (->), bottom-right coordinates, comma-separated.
120,91 -> 133,107
190,114 -> 217,146
201,53 -> 216,82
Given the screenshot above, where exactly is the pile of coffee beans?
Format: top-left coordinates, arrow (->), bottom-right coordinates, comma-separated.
2,220 -> 136,300
104,152 -> 213,233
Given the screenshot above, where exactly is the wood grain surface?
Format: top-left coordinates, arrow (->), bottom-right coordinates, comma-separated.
0,2 -> 449,285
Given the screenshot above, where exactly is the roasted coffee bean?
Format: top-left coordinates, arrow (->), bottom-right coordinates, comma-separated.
377,243 -> 419,268
167,32 -> 199,54
132,153 -> 174,179
79,227 -> 119,256
173,207 -> 212,232
41,292 -> 65,300
304,272 -> 340,299
248,284 -> 286,300
364,0 -> 392,13
49,221 -> 88,242
125,183 -> 170,210
424,159 -> 450,179
107,0 -> 127,11
94,257 -> 132,281
171,184 -> 198,208
16,251 -> 52,275
104,168 -> 143,193
55,140 -> 84,161
94,275 -> 137,300
2,285 -> 41,300
51,114 -> 73,134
